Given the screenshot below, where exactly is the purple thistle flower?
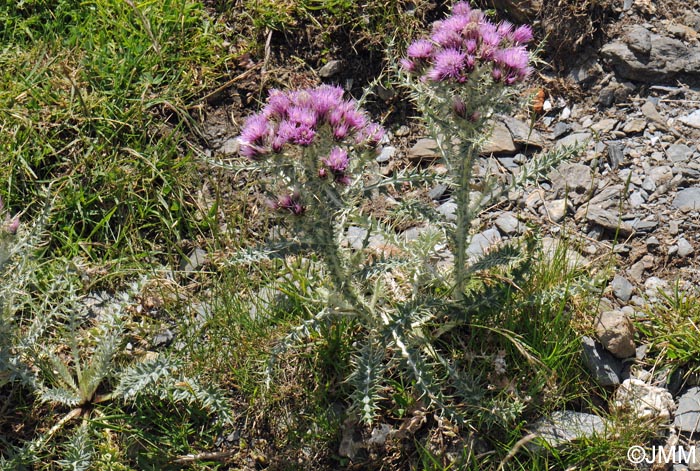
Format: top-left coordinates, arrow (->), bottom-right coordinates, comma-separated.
239,114 -> 271,158
6,216 -> 19,234
278,120 -> 316,146
407,39 -> 434,59
333,123 -> 350,140
497,21 -> 514,38
400,58 -> 416,72
287,105 -> 317,127
323,147 -> 349,173
311,85 -> 344,117
275,191 -> 305,215
265,89 -> 291,118
512,24 -> 534,44
494,46 -> 529,72
465,39 -> 477,54
452,1 -> 472,15
357,122 -> 384,146
452,96 -> 467,118
427,48 -> 467,82
431,28 -> 462,48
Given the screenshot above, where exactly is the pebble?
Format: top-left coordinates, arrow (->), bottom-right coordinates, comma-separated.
527,411 -> 607,449
594,310 -> 636,359
679,109 -> 700,129
678,237 -> 694,257
611,275 -> 634,302
673,187 -> 700,211
495,211 -> 522,235
318,59 -> 343,78
581,336 -> 623,386
612,379 -> 675,422
675,387 -> 700,432
376,146 -> 396,163
408,138 -> 439,161
666,143 -> 694,163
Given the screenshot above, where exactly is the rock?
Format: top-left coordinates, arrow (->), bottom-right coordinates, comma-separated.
678,238 -> 695,257
622,118 -> 646,134
481,121 -> 516,155
585,206 -> 635,237
527,410 -> 607,449
544,199 -> 567,223
467,228 -> 502,259
594,310 -> 636,359
219,138 -> 240,156
607,141 -> 624,169
428,183 -> 448,201
600,25 -> 700,82
612,379 -> 675,422
611,275 -> 634,302
675,387 -> 700,433
319,59 -> 343,78
644,277 -> 670,299
581,336 -> 623,386
180,247 -> 208,273
667,144 -> 694,163
555,132 -> 592,150
552,122 -> 570,139
152,329 -> 174,348
628,261 -> 646,282
646,236 -> 660,250
649,166 -> 674,186
568,53 -> 602,86
591,118 -> 618,134
679,110 -> 700,129
344,226 -> 386,250
641,100 -> 669,129
633,219 -> 658,232
629,192 -> 645,208
376,146 -> 396,163
499,115 -> 546,149
550,162 -> 594,206
436,200 -> 457,221
495,211 -> 522,235
642,177 -> 656,193
408,139 -> 439,161
673,188 -> 700,211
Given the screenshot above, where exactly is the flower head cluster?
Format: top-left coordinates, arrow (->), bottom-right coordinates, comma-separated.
0,197 -> 18,235
401,2 -> 533,85
238,85 -> 384,159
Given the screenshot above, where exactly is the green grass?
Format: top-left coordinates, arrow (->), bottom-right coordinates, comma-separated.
0,0 -> 224,262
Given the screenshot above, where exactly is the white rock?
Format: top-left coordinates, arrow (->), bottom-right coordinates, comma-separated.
613,378 -> 675,422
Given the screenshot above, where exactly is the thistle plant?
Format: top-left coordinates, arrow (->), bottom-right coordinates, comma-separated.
238,84 -> 383,316
400,1 -> 534,303
235,3 -> 575,426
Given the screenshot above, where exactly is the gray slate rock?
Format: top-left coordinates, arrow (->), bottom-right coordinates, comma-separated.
550,162 -> 594,205
678,238 -> 695,258
585,206 -> 635,237
600,25 -> 700,82
528,410 -> 606,449
495,211 -> 522,235
376,146 -> 396,163
667,144 -> 694,163
408,139 -> 439,161
499,115 -> 545,149
555,132 -> 592,150
467,228 -> 501,259
581,336 -> 623,386
437,200 -> 457,221
675,387 -> 700,432
180,247 -> 208,273
319,60 -> 343,78
611,275 -> 634,302
679,110 -> 700,129
673,188 -> 700,211
481,121 -> 516,155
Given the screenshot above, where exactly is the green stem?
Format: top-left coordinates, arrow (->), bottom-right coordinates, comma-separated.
453,140 -> 477,304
